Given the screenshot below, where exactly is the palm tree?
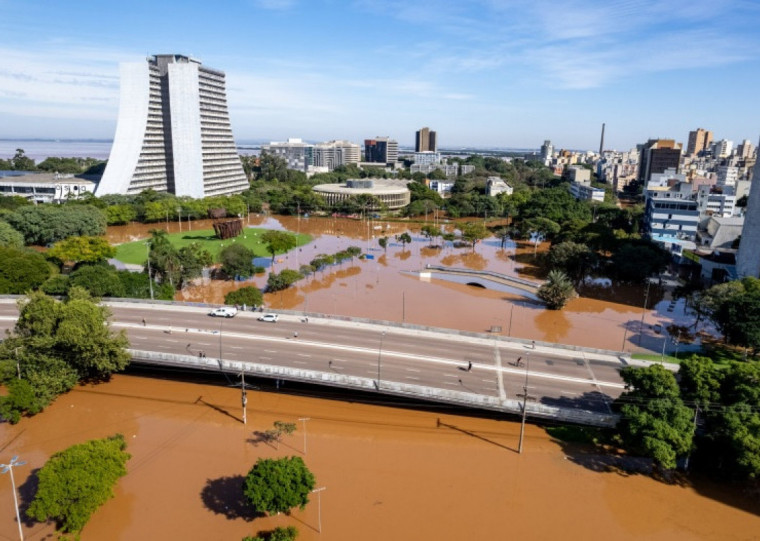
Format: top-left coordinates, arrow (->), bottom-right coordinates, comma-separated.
537,270 -> 576,310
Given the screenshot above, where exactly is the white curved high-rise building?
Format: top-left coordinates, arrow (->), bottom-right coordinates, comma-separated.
97,54 -> 249,198
736,141 -> 760,279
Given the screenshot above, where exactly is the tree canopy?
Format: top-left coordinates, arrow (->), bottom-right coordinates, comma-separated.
261,230 -> 297,263
614,365 -> 695,470
47,235 -> 115,265
27,434 -> 130,534
242,456 -> 316,515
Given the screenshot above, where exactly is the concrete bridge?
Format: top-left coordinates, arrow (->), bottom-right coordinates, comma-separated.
421,265 -> 544,301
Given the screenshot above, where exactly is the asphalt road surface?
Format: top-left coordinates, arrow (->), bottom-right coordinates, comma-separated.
0,300 -> 627,414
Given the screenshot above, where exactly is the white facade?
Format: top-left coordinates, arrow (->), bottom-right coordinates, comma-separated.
413,152 -> 441,166
716,166 -> 738,186
313,140 -> 360,171
98,54 -> 248,198
569,181 -> 605,202
262,138 -> 314,172
486,176 -> 513,196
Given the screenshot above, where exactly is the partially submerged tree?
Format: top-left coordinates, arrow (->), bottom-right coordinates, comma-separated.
242,456 -> 316,515
27,434 -> 130,534
537,270 -> 576,310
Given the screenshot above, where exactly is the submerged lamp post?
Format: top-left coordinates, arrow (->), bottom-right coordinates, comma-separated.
1,455 -> 26,541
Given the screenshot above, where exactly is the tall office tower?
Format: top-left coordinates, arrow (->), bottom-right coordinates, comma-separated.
97,54 -> 249,198
738,139 -> 755,159
364,137 -> 399,165
686,128 -> 713,157
599,123 -> 605,155
540,140 -> 553,165
736,146 -> 760,278
415,127 -> 437,152
638,139 -> 682,182
712,139 -> 734,159
314,140 -> 360,171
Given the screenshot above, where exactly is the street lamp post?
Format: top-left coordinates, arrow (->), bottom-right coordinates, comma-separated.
177,207 -> 182,233
312,486 -> 326,534
377,330 -> 386,390
508,304 -> 515,337
298,417 -> 310,455
241,368 -> 247,425
145,242 -> 154,301
518,354 -> 534,454
638,279 -> 652,347
1,455 -> 26,541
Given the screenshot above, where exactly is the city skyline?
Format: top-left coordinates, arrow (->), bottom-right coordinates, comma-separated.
1,1 -> 759,150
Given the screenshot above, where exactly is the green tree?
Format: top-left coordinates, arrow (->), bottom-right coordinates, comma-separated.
396,232 -> 412,249
219,243 -> 256,279
613,365 -> 695,470
225,286 -> 263,307
460,222 -> 489,252
420,224 -> 442,247
378,237 -> 388,252
261,230 -> 298,263
545,241 -> 597,287
0,246 -> 52,293
537,270 -> 576,310
47,235 -> 115,266
11,148 -> 36,171
0,378 -> 43,423
242,456 -> 316,515
105,204 -> 137,225
244,526 -> 299,541
678,356 -> 724,407
27,434 -> 130,534
0,220 -> 24,248
267,269 -> 303,292
6,204 -> 107,245
68,264 -> 126,297
610,241 -> 669,283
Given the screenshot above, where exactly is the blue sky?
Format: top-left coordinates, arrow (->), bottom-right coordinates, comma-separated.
1,0 -> 759,150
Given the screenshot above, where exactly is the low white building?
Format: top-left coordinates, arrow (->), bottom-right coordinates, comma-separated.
486,176 -> 513,196
0,172 -> 96,203
569,180 -> 604,202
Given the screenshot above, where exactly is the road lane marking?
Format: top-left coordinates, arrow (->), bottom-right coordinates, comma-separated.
297,353 -> 311,358
405,376 -> 421,381
293,360 -> 308,365
405,367 -> 421,372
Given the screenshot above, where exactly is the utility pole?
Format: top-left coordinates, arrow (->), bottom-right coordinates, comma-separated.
145,242 -> 154,301
638,279 -> 652,347
298,417 -> 310,455
377,330 -> 386,390
517,355 -> 535,454
684,405 -> 700,471
312,486 -> 326,533
241,369 -> 247,425
1,455 -> 26,541
508,304 -> 514,337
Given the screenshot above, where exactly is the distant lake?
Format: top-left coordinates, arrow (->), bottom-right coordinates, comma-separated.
0,140 -> 113,162
0,139 -> 262,163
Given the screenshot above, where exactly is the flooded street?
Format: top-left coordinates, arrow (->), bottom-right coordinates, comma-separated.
1,374 -> 758,540
108,215 -> 687,354
0,215 -> 739,540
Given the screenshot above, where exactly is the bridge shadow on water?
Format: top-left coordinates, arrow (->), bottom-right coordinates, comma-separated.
437,419 -> 517,453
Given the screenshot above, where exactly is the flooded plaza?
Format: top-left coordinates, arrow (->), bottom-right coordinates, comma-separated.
107,214 -> 691,354
0,215 -> 746,540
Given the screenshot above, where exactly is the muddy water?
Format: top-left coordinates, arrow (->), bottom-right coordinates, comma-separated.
1,374 -> 757,540
108,216 -> 685,353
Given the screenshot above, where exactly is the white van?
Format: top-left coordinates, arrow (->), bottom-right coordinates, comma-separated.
208,307 -> 238,318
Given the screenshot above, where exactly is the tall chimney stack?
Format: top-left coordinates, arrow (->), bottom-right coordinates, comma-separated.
599,123 -> 605,155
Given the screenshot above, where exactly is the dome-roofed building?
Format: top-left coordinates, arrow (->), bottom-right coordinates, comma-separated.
312,178 -> 410,210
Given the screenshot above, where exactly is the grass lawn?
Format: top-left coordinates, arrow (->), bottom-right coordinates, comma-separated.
631,353 -> 683,365
114,228 -> 312,265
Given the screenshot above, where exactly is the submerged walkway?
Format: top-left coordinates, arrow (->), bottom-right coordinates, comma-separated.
422,265 -> 543,299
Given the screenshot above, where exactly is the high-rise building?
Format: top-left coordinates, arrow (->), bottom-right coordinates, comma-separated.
712,139 -> 734,159
638,139 -> 682,183
364,137 -> 399,165
314,140 -> 360,171
261,138 -> 314,172
415,127 -> 437,152
687,128 -> 713,157
737,145 -> 760,278
97,54 -> 248,198
738,139 -> 755,159
540,140 -> 553,166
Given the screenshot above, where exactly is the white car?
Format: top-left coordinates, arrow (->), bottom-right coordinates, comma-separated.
258,313 -> 279,322
208,307 -> 238,318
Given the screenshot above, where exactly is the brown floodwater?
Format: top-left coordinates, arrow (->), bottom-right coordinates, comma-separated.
107,215 -> 691,354
1,374 -> 758,540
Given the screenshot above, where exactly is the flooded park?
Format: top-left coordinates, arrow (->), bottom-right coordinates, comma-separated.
1,214 -> 756,540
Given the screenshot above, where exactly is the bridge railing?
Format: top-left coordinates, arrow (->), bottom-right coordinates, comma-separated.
128,349 -> 619,428
424,264 -> 544,289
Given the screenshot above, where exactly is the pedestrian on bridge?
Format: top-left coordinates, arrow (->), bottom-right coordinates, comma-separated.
467,361 -> 472,372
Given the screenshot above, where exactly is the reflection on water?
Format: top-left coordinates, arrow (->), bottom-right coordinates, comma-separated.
108,216 -> 693,353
